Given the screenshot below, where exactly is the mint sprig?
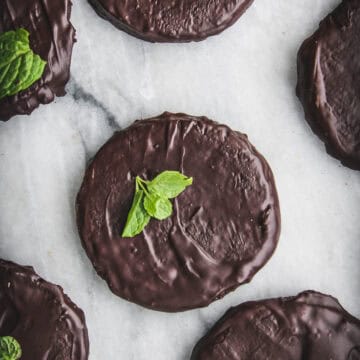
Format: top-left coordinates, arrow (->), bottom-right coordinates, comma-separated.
0,336 -> 22,360
121,189 -> 150,238
122,171 -> 193,237
0,28 -> 47,100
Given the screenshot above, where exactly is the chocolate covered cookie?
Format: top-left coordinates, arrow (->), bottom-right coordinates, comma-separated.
297,0 -> 360,170
0,0 -> 76,121
76,112 -> 281,312
88,0 -> 254,42
0,259 -> 89,360
191,291 -> 360,359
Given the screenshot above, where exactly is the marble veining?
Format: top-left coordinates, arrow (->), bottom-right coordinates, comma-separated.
68,77 -> 121,132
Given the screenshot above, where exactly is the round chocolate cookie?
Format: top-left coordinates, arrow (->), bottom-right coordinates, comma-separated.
76,112 -> 281,312
0,259 -> 89,360
191,291 -> 360,359
0,0 -> 76,121
297,0 -> 360,170
88,0 -> 254,42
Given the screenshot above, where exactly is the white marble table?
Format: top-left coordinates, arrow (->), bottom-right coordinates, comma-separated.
0,0 -> 359,359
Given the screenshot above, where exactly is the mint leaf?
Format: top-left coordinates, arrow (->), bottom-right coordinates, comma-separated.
122,170 -> 192,238
0,28 -> 46,100
0,336 -> 22,360
122,189 -> 150,237
143,193 -> 172,220
147,171 -> 193,199
0,29 -> 29,67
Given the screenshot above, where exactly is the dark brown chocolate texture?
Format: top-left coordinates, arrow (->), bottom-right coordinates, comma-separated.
76,112 -> 281,312
88,0 -> 254,42
297,0 -> 360,170
0,259 -> 89,360
191,291 -> 360,360
0,0 -> 76,121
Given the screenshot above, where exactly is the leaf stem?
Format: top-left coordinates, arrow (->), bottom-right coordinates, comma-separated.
136,176 -> 150,196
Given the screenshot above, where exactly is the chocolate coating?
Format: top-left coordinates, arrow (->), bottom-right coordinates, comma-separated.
0,259 -> 89,360
76,112 -> 281,312
191,291 -> 360,359
88,0 -> 254,42
297,0 -> 360,170
0,0 -> 76,121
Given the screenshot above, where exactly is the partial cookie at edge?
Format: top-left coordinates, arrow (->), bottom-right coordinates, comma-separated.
0,0 -> 76,121
88,0 -> 254,42
0,259 -> 89,360
191,291 -> 360,359
296,0 -> 360,170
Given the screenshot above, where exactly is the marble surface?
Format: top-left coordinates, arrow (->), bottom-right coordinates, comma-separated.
0,0 -> 359,359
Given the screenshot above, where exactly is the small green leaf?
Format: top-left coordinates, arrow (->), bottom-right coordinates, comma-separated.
0,29 -> 29,68
121,170 -> 192,238
147,171 -> 193,199
122,189 -> 150,238
0,56 -> 22,91
0,336 -> 22,360
0,28 -> 46,100
19,53 -> 46,92
143,193 -> 172,220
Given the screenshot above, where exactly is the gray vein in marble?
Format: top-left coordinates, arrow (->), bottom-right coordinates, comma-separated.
78,131 -> 92,163
68,77 -> 121,131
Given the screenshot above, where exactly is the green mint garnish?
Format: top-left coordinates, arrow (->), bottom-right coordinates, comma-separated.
121,189 -> 150,238
147,171 -> 193,198
143,192 -> 172,220
0,28 -> 46,100
122,171 -> 193,238
0,336 -> 22,360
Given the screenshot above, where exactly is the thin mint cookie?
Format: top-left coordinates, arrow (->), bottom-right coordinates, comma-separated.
0,0 -> 76,121
76,112 -> 281,312
191,291 -> 360,359
0,259 -> 89,360
297,0 -> 360,170
88,0 -> 254,42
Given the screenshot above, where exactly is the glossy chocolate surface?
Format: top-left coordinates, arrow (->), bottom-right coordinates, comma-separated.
88,0 -> 254,42
0,0 -> 76,121
0,259 -> 89,360
76,112 -> 281,312
297,0 -> 360,170
191,291 -> 360,359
